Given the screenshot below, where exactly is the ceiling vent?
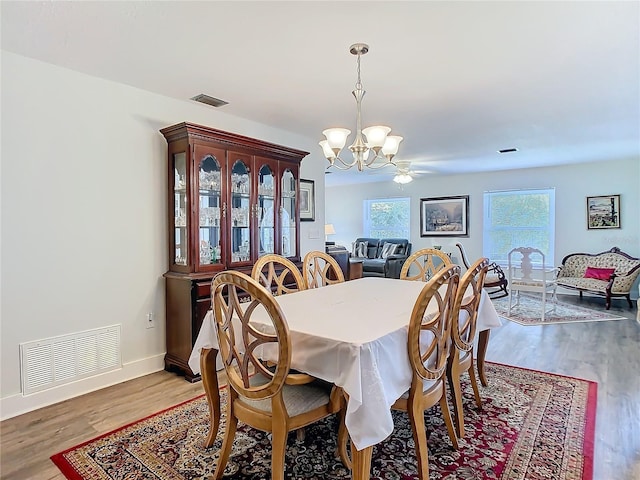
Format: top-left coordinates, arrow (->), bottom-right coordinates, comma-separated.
191,94 -> 229,108
498,148 -> 518,154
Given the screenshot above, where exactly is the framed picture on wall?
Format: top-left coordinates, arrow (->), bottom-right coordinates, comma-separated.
420,195 -> 469,237
587,194 -> 620,229
299,179 -> 315,222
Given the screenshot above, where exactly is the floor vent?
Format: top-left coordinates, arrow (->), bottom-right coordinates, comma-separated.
20,325 -> 121,395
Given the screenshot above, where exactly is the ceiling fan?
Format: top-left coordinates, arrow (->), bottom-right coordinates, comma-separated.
390,160 -> 430,184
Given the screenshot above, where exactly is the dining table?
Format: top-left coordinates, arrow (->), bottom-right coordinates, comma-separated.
188,276 -> 502,479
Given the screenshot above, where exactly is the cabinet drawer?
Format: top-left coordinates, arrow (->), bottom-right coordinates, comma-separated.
196,281 -> 212,299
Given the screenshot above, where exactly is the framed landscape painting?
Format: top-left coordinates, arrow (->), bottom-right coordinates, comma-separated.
587,194 -> 620,229
420,195 -> 469,237
299,179 -> 315,221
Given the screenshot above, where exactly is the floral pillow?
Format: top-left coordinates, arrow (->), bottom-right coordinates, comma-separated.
352,241 -> 368,258
583,266 -> 615,280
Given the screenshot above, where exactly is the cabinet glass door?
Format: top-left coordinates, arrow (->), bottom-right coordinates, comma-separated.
197,153 -> 222,266
173,152 -> 188,266
229,155 -> 251,264
257,164 -> 276,257
281,169 -> 297,258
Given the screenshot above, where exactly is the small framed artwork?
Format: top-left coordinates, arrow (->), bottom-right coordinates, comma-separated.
420,195 -> 469,237
299,179 -> 315,222
587,194 -> 620,229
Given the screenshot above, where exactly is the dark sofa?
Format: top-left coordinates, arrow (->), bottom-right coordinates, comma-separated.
352,237 -> 412,279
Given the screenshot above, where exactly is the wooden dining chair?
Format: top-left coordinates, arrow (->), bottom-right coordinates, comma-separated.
400,248 -> 453,282
447,257 -> 489,439
391,264 -> 461,480
302,250 -> 345,289
455,242 -> 508,299
210,271 -> 349,480
251,254 -> 305,295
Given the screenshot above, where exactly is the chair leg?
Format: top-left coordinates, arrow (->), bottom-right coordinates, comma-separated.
213,400 -> 238,480
468,362 -> 482,409
407,393 -> 430,480
337,402 -> 352,469
271,418 -> 288,480
439,388 -> 459,450
476,330 -> 490,387
447,358 -> 465,438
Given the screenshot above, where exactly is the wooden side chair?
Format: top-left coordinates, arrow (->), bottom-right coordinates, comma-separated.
447,257 -> 489,439
302,250 -> 345,289
210,271 -> 349,480
391,264 -> 461,480
455,242 -> 508,299
400,248 -> 453,282
507,247 -> 557,321
251,254 -> 305,295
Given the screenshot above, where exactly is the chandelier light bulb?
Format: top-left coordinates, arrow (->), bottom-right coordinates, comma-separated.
362,125 -> 391,151
382,135 -> 403,159
318,140 -> 336,160
322,128 -> 351,154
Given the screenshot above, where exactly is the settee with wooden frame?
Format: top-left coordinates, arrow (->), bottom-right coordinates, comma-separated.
555,247 -> 640,310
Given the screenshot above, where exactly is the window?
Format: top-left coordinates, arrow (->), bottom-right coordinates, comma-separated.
483,188 -> 555,265
363,197 -> 410,238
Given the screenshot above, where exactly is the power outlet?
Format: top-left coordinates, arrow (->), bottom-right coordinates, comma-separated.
146,312 -> 156,329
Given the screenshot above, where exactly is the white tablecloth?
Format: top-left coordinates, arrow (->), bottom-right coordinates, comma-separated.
188,277 -> 502,450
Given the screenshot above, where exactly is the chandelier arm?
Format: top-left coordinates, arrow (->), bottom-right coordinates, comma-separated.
329,157 -> 360,170
363,158 -> 397,170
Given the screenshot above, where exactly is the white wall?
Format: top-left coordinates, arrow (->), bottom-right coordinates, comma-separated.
0,52 -> 326,418
326,159 -> 640,275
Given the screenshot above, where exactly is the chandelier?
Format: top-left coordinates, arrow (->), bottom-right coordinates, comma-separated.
319,43 -> 403,171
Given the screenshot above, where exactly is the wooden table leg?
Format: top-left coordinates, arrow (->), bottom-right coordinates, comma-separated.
476,329 -> 490,387
200,348 -> 221,448
351,445 -> 373,480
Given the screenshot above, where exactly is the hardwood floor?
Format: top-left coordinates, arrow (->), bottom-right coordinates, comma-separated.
1,294 -> 638,479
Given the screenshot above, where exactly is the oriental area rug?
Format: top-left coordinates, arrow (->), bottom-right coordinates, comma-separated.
491,293 -> 627,325
51,363 -> 596,480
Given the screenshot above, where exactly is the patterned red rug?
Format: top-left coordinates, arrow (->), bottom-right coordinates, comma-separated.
51,362 -> 596,480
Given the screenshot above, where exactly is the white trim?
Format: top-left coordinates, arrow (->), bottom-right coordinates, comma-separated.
0,354 -> 165,421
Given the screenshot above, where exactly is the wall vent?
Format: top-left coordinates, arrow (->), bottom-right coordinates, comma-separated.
20,325 -> 121,395
190,94 -> 229,108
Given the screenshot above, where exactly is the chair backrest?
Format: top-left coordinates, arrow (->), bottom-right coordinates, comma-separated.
508,247 -> 546,280
302,250 -> 345,288
400,248 -> 453,281
251,254 -> 305,295
455,242 -> 472,270
451,257 -> 489,354
407,264 -> 460,381
211,270 -> 290,400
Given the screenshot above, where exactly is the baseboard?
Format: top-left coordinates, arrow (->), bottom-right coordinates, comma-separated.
0,354 -> 165,421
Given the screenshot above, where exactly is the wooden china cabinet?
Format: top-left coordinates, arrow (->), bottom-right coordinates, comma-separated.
160,122 -> 308,381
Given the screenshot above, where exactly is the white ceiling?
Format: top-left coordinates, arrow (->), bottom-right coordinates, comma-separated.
2,1 -> 638,186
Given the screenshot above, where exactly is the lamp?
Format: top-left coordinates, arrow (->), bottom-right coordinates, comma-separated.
319,43 -> 403,171
325,224 -> 336,245
393,173 -> 413,184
